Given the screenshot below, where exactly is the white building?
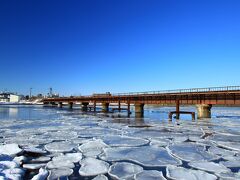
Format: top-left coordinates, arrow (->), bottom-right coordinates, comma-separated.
10,94 -> 21,103
0,93 -> 22,103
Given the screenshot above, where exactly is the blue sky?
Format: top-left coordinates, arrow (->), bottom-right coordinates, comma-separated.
0,0 -> 240,96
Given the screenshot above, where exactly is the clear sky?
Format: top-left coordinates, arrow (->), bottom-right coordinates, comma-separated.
0,0 -> 240,96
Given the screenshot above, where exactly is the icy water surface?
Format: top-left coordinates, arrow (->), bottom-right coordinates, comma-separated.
0,105 -> 240,179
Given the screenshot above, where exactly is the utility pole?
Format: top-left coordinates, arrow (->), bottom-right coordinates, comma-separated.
30,88 -> 32,98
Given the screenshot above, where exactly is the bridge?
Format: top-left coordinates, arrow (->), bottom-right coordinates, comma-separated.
42,86 -> 240,120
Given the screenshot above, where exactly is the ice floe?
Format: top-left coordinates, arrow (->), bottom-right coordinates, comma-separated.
31,168 -> 49,180
52,152 -> 82,163
108,162 -> 143,179
135,170 -> 166,180
92,174 -> 108,180
48,168 -> 73,180
79,157 -> 109,176
24,147 -> 47,154
78,139 -> 109,157
100,146 -> 181,167
166,165 -> 217,180
167,143 -> 218,162
44,141 -> 75,153
46,159 -> 75,169
102,135 -> 149,147
23,163 -> 45,170
0,144 -> 22,156
188,161 -> 230,174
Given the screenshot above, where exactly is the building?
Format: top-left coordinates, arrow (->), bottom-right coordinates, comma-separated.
0,93 -> 22,103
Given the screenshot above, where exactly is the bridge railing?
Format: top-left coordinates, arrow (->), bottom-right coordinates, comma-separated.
112,86 -> 240,96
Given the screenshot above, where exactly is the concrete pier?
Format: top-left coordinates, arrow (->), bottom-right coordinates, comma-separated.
93,101 -> 96,112
58,102 -> 63,108
196,104 -> 212,119
82,102 -> 89,111
102,103 -> 109,112
135,103 -> 144,117
68,102 -> 73,109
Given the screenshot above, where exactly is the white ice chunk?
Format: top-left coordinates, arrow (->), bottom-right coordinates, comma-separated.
0,161 -> 19,169
23,163 -> 45,170
189,161 -> 230,174
30,156 -> 51,163
0,144 -> 22,156
44,141 -> 75,153
46,159 -> 75,169
166,165 -> 217,180
52,152 -> 82,163
108,162 -> 143,180
78,139 -> 109,157
167,143 -> 217,162
149,138 -> 170,147
48,168 -> 73,180
135,170 -> 166,180
100,146 -> 181,167
1,168 -> 24,180
102,135 -> 149,147
31,168 -> 49,180
92,174 -> 108,180
13,156 -> 27,165
220,160 -> 240,168
215,141 -> 240,152
79,157 -> 109,176
24,147 -> 47,154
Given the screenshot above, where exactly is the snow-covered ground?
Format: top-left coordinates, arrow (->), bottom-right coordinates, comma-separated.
0,105 -> 240,179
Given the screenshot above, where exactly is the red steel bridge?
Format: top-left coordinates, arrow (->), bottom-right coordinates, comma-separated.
42,86 -> 240,119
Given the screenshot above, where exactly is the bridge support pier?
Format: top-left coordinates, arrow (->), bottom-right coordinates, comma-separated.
68,102 -> 73,109
176,100 -> 180,119
102,103 -> 109,112
93,101 -> 96,112
127,102 -> 131,116
196,104 -> 212,119
135,103 -> 144,118
58,102 -> 63,108
82,102 -> 89,112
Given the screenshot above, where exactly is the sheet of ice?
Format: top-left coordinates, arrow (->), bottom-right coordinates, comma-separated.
220,160 -> 240,168
100,146 -> 181,167
13,156 -> 27,165
24,147 -> 47,154
23,163 -> 45,170
30,156 -> 51,163
0,161 -> 19,169
44,141 -> 75,153
149,138 -> 170,147
92,174 -> 108,180
1,168 -> 25,180
135,170 -> 166,180
189,161 -> 230,174
166,165 -> 217,180
79,157 -> 109,176
167,143 -> 218,162
108,162 -> 143,180
46,159 -> 75,169
31,168 -> 49,180
48,168 -> 73,180
0,144 -> 22,156
102,135 -> 149,147
214,141 -> 240,152
52,153 -> 82,163
78,139 -> 109,157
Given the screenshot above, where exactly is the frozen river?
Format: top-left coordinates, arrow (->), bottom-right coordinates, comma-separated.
0,105 -> 240,179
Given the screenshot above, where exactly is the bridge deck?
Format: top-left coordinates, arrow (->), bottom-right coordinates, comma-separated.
43,86 -> 240,105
